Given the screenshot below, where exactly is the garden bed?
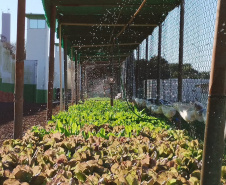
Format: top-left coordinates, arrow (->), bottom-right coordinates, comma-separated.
0,99 -> 225,184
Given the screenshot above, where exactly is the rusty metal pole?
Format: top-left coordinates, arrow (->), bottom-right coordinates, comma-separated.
75,51 -> 78,104
14,0 -> 26,139
201,0 -> 226,184
145,37 -> 149,99
47,5 -> 56,120
157,24 -> 162,104
178,0 -> 184,102
63,36 -> 68,111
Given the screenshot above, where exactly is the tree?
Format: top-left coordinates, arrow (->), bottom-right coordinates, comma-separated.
135,56 -> 210,80
147,56 -> 170,79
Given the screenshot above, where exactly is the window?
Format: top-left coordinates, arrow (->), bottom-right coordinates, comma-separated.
30,19 -> 38,29
29,19 -> 46,29
38,20 -> 46,29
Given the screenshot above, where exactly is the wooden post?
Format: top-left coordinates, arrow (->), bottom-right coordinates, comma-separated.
178,0 -> 185,102
85,66 -> 88,99
63,36 -> 68,111
201,0 -> 226,184
70,47 -> 75,104
77,63 -> 81,102
47,5 -> 56,120
81,64 -> 84,102
157,25 -> 162,104
145,37 -> 149,99
59,24 -> 63,111
75,51 -> 78,104
135,48 -> 140,97
129,56 -> 133,100
14,0 -> 26,139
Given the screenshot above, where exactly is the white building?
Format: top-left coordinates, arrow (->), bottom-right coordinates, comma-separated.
25,14 -> 65,103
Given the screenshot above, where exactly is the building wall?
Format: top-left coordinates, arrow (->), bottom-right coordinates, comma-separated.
26,18 -> 49,103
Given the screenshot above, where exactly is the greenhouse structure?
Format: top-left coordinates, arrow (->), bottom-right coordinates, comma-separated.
0,0 -> 225,184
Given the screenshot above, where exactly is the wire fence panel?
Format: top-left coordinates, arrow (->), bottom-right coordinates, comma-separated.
131,0 -> 218,109
183,0 -> 217,107
147,27 -> 159,99
161,6 -> 180,102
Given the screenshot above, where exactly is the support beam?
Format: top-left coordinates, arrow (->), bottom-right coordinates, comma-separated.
57,4 -> 177,7
63,36 -> 68,111
14,0 -> 26,139
61,23 -> 157,27
72,43 -> 139,48
157,24 -> 162,104
178,0 -> 184,102
59,24 -> 63,111
47,5 -> 56,120
80,55 -> 129,58
201,0 -> 226,184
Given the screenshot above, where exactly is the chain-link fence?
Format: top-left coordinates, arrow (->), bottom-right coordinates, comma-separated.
126,0 -> 218,109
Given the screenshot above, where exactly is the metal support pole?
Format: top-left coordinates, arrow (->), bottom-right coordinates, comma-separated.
201,0 -> 226,184
157,24 -> 162,104
145,37 -> 149,99
59,24 -> 63,111
14,0 -> 26,139
75,52 -> 78,104
63,36 -> 68,111
178,0 -> 184,102
47,5 -> 56,120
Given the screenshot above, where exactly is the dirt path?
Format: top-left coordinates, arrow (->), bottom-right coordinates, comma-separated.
0,102 -> 60,145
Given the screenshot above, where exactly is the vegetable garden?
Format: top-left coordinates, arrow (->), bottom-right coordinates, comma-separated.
0,99 -> 226,184
6,0 -> 226,184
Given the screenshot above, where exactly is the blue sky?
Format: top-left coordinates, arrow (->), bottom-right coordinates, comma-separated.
0,0 -> 45,43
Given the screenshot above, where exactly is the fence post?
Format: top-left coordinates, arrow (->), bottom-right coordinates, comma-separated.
178,0 -> 185,102
201,0 -> 226,184
47,5 -> 56,120
63,36 -> 68,111
14,0 -> 26,139
157,24 -> 162,104
145,37 -> 149,99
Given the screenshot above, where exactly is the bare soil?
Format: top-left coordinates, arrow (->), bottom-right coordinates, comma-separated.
0,102 -> 60,146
